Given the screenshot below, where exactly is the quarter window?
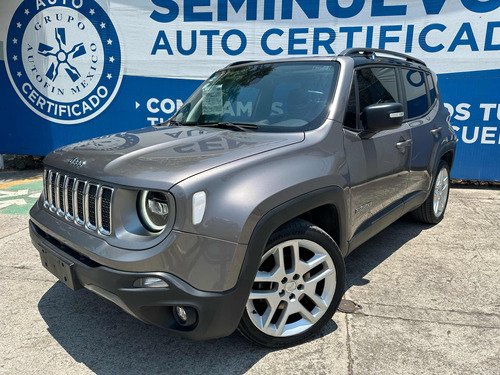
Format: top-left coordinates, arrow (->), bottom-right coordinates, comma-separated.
344,80 -> 357,130
426,73 -> 436,105
402,69 -> 429,119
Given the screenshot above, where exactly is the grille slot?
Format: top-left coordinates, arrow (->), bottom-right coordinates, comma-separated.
100,188 -> 112,234
76,180 -> 85,225
43,169 -> 114,235
85,183 -> 98,230
43,170 -> 49,208
57,174 -> 65,216
50,172 -> 57,212
66,178 -> 75,219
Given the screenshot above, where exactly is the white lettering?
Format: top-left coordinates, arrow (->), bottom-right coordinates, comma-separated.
479,103 -> 496,121
461,126 -> 479,143
481,127 -> 498,144
160,98 -> 175,114
147,98 -> 160,113
455,103 -> 471,121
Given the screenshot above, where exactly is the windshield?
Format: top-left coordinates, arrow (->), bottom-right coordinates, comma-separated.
172,62 -> 340,132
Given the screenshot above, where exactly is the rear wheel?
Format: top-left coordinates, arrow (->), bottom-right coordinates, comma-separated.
412,160 -> 450,224
238,219 -> 345,347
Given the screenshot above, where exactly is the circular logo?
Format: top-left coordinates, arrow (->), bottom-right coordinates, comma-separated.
5,0 -> 123,124
62,133 -> 140,151
285,281 -> 297,293
406,70 -> 425,87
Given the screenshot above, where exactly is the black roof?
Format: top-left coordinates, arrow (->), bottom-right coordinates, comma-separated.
224,49 -> 430,71
340,48 -> 429,70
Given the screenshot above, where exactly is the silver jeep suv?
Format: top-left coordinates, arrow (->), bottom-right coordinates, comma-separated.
30,48 -> 457,347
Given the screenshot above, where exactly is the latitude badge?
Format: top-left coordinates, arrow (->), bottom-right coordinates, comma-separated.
5,0 -> 123,124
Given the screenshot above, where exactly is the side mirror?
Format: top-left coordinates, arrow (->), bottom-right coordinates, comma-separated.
362,102 -> 404,133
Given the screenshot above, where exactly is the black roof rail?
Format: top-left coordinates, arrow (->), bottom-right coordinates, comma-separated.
339,48 -> 426,67
224,60 -> 258,68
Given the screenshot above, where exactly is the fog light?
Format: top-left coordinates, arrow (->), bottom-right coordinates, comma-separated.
175,306 -> 187,322
133,277 -> 169,288
174,305 -> 197,326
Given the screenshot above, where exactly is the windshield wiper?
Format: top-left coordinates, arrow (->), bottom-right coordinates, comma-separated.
195,122 -> 258,132
167,119 -> 185,126
155,119 -> 184,127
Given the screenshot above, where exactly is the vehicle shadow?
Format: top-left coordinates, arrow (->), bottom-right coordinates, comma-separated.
38,283 -> 338,375
37,215 -> 423,374
344,214 -> 432,291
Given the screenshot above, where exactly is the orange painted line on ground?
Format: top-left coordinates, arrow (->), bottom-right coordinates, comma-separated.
0,175 -> 43,190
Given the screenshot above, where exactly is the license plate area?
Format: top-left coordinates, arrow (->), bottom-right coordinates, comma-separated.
39,247 -> 82,290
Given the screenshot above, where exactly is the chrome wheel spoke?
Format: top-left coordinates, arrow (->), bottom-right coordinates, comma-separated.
248,289 -> 277,300
308,292 -> 329,312
304,253 -> 328,271
276,245 -> 286,272
254,269 -> 283,283
275,305 -> 289,335
291,242 -> 309,275
299,304 -> 316,323
305,267 -> 333,285
260,304 -> 277,330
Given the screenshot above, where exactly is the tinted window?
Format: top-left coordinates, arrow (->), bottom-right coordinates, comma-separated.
173,62 -> 339,132
356,67 -> 399,127
344,80 -> 357,129
426,73 -> 436,104
402,69 -> 429,118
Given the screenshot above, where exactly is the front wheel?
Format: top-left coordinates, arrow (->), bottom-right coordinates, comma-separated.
238,219 -> 345,347
412,160 -> 450,224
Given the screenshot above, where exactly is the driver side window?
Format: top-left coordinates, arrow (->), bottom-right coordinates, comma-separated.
356,67 -> 399,128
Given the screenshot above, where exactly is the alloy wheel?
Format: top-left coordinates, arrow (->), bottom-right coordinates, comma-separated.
246,239 -> 336,337
433,167 -> 449,217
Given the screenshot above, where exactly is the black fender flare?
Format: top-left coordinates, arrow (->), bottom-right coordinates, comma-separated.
217,186 -> 348,336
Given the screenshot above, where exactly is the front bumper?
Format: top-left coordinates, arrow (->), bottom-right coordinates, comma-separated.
30,220 -> 254,340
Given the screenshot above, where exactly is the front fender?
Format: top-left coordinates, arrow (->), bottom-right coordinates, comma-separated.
169,121 -> 348,246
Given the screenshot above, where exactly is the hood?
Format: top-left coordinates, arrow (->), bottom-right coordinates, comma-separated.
44,126 -> 305,190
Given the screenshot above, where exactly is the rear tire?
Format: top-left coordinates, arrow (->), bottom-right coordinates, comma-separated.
238,219 -> 345,347
412,160 -> 450,224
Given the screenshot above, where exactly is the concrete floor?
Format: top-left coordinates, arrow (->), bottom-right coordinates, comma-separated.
0,187 -> 499,375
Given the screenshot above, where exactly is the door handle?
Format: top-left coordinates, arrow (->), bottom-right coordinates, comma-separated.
430,127 -> 442,135
396,139 -> 412,149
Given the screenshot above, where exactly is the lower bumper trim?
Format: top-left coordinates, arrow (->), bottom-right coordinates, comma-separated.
30,220 -> 251,340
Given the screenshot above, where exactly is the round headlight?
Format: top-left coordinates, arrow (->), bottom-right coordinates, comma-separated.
138,190 -> 170,232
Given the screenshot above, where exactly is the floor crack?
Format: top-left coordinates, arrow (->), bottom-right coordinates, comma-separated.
345,313 -> 354,375
356,311 -> 500,329
357,301 -> 500,319
0,227 -> 29,240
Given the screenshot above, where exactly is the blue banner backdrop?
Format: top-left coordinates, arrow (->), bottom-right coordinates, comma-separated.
1,0 -> 499,181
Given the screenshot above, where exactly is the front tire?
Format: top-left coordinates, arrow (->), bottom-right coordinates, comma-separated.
412,160 -> 450,224
238,219 -> 345,347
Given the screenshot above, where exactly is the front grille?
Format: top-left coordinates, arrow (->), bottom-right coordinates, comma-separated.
43,169 -> 114,236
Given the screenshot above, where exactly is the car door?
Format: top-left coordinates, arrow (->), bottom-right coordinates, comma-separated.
343,66 -> 412,243
402,69 -> 443,194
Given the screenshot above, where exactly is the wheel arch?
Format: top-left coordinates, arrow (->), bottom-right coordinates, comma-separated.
440,149 -> 455,170
432,142 -> 456,179
243,186 -> 349,260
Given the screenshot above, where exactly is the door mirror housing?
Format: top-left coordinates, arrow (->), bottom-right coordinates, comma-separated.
362,102 -> 404,133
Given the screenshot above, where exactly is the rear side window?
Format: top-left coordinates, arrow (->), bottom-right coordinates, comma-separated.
402,69 -> 429,119
426,73 -> 436,105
